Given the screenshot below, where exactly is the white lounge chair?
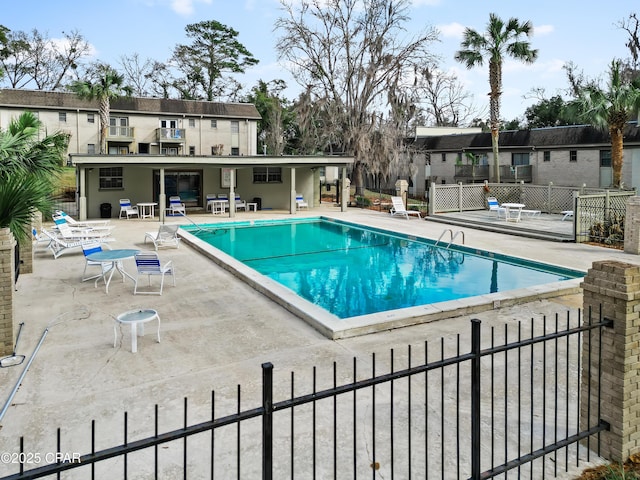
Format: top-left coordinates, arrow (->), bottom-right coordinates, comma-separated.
54,210 -> 111,227
53,213 -> 113,232
144,224 -> 181,250
119,199 -> 139,219
486,197 -> 506,218
389,196 -> 421,219
134,252 -> 175,295
41,228 -> 113,259
166,196 -> 186,216
296,195 -> 309,209
55,222 -> 113,241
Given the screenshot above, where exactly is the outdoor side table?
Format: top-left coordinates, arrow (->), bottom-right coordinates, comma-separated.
114,309 -> 161,353
246,202 -> 258,212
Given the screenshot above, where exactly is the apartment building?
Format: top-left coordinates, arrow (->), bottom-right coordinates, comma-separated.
0,89 -> 354,219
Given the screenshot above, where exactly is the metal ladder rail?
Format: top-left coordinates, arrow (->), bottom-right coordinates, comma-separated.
434,228 -> 453,247
448,230 -> 465,248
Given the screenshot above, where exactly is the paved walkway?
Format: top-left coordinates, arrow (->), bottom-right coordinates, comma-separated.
0,205 -> 634,478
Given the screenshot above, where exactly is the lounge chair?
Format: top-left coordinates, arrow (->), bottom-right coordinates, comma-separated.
81,242 -> 113,282
389,196 -> 421,219
133,252 -> 175,295
32,228 -> 52,250
144,224 -> 181,250
166,196 -> 186,216
296,195 -> 309,209
54,210 -> 111,227
52,213 -> 113,232
486,197 -> 506,219
561,210 -> 574,221
41,228 -> 113,259
55,222 -> 113,241
119,199 -> 139,219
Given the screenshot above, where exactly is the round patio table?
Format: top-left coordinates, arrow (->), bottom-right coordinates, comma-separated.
86,248 -> 140,293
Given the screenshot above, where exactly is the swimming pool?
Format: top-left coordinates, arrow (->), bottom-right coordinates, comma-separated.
181,217 -> 584,338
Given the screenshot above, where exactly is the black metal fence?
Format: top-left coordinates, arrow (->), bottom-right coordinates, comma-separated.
1,312 -> 609,479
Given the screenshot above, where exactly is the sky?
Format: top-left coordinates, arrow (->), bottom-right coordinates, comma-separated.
3,0 -> 637,123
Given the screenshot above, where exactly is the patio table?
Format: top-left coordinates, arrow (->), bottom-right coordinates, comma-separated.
87,248 -> 140,293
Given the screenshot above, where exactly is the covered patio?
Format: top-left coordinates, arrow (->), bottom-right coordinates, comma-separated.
70,154 -> 354,222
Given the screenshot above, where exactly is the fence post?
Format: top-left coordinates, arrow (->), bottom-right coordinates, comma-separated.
624,196 -> 640,254
262,362 -> 274,480
580,261 -> 640,462
470,319 -> 481,480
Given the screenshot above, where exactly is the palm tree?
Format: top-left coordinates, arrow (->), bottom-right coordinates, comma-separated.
455,13 -> 538,183
0,111 -> 68,244
574,60 -> 640,188
69,64 -> 131,154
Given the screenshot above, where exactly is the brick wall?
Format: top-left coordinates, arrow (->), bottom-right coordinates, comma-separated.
0,227 -> 16,356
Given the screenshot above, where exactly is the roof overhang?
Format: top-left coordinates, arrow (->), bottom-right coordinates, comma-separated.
70,154 -> 355,169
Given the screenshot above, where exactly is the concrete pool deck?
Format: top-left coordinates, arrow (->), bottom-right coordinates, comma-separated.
0,204 -> 635,477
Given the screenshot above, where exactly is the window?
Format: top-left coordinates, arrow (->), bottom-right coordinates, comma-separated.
99,167 -> 123,190
570,150 -> 577,162
543,151 -> 551,162
188,118 -> 195,127
58,112 -> 66,122
600,150 -> 612,167
231,121 -> 239,134
110,117 -> 129,136
87,113 -> 95,123
231,147 -> 239,156
511,152 -> 530,166
87,144 -> 96,154
189,146 -> 195,156
253,167 -> 282,183
441,153 -> 446,162
211,119 -> 217,128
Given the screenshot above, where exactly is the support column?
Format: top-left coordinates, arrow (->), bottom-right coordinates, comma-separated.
581,260 -> 640,462
159,168 -> 166,224
0,228 -> 16,356
290,167 -> 296,214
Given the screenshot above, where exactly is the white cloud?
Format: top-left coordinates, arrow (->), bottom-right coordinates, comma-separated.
437,22 -> 466,39
170,0 -> 212,16
534,24 -> 554,36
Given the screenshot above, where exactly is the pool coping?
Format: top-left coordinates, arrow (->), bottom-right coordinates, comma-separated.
179,219 -> 584,340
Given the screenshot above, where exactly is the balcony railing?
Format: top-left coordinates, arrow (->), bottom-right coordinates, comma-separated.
107,126 -> 134,138
454,164 -> 489,183
157,128 -> 186,142
454,164 -> 532,183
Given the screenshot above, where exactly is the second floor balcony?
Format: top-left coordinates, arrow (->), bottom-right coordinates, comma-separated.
107,126 -> 135,141
157,128 -> 186,143
454,164 -> 532,183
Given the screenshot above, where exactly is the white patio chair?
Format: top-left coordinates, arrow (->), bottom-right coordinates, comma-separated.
166,196 -> 186,216
134,252 -> 176,295
119,199 -> 139,219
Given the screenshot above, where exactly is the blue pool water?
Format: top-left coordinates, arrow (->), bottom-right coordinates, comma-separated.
185,218 -> 583,319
